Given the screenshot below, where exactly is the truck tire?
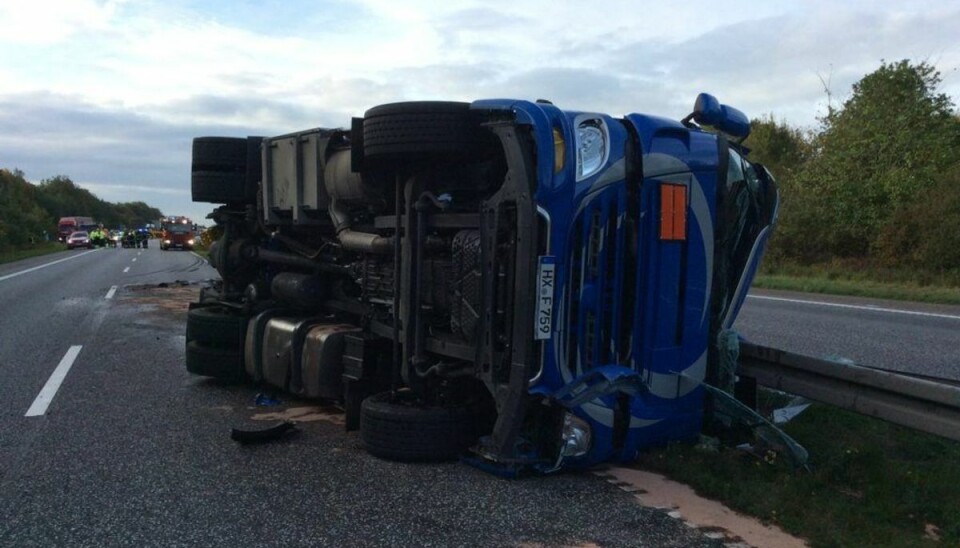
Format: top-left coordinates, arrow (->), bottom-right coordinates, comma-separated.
192,136 -> 263,203
360,391 -> 491,462
185,341 -> 244,381
361,102 -> 496,163
186,305 -> 248,351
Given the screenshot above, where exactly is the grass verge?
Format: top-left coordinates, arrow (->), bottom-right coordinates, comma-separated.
637,402 -> 960,547
0,242 -> 66,265
756,261 -> 960,305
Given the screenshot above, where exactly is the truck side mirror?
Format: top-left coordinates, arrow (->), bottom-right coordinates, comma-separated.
686,92 -> 751,139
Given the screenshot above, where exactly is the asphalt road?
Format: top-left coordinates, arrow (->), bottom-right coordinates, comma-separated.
735,290 -> 960,381
0,245 -> 719,547
2,246 -> 955,546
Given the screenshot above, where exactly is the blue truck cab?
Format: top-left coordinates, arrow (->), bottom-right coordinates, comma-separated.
188,94 -> 778,473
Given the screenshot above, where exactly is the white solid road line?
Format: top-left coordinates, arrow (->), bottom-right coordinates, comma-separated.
105,285 -> 118,299
747,294 -> 960,321
25,345 -> 83,417
123,266 -> 130,273
0,249 -> 97,283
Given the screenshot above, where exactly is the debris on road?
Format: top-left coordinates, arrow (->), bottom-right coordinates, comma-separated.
254,392 -> 281,407
772,397 -> 811,424
230,421 -> 298,444
251,405 -> 345,425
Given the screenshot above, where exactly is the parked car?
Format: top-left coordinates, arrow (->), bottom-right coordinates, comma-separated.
66,231 -> 93,250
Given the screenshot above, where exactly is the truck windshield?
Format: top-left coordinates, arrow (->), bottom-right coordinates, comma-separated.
167,225 -> 191,233
728,147 -> 760,194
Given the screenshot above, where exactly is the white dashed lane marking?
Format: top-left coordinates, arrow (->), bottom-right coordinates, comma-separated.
25,345 -> 83,417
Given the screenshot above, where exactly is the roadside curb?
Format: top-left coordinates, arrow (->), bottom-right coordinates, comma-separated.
594,468 -> 808,548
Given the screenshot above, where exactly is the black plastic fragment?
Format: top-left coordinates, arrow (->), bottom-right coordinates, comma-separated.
230,421 -> 299,444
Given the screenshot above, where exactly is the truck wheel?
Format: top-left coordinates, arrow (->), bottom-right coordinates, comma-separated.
185,341 -> 244,381
360,391 -> 491,462
192,136 -> 263,204
361,102 -> 496,163
186,305 -> 248,351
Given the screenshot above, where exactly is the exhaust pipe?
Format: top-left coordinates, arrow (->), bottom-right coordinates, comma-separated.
324,150 -> 395,254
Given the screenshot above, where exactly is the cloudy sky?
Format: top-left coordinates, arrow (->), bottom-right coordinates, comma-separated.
2,0 -> 959,223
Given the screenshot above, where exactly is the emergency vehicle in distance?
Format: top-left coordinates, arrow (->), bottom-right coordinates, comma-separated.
160,216 -> 197,251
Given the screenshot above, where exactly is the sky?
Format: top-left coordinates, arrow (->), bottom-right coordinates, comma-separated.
1,0 -> 959,224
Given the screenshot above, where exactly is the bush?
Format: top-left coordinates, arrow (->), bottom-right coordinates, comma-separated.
0,169 -> 54,251
876,163 -> 960,270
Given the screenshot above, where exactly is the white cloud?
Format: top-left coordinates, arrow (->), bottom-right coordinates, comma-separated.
0,0 -> 123,45
80,182 -> 189,196
1,0 -> 959,218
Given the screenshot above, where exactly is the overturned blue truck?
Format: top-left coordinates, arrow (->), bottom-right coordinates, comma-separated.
186,94 -> 778,473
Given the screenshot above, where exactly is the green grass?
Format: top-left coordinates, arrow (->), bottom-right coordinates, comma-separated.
191,245 -> 210,260
756,261 -> 960,305
637,403 -> 960,547
0,242 -> 66,265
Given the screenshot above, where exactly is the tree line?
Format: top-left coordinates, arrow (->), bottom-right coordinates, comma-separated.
745,59 -> 960,272
4,60 -> 958,270
0,170 -> 163,250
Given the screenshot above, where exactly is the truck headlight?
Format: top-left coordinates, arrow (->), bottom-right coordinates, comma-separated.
575,116 -> 608,181
187,239 -> 195,245
164,239 -> 171,244
560,412 -> 592,457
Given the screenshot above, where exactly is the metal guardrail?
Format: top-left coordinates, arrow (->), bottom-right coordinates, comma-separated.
738,342 -> 960,443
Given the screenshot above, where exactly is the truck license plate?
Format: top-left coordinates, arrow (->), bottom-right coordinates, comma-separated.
534,256 -> 556,340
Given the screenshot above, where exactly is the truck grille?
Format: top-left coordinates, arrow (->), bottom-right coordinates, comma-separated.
566,185 -> 640,376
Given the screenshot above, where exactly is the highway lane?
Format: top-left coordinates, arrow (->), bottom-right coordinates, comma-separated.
0,246 -> 718,547
1,245 -> 956,545
0,244 -> 213,480
735,289 -> 960,381
0,246 -> 140,472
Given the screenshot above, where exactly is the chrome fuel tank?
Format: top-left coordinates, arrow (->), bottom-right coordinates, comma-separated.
300,324 -> 362,399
